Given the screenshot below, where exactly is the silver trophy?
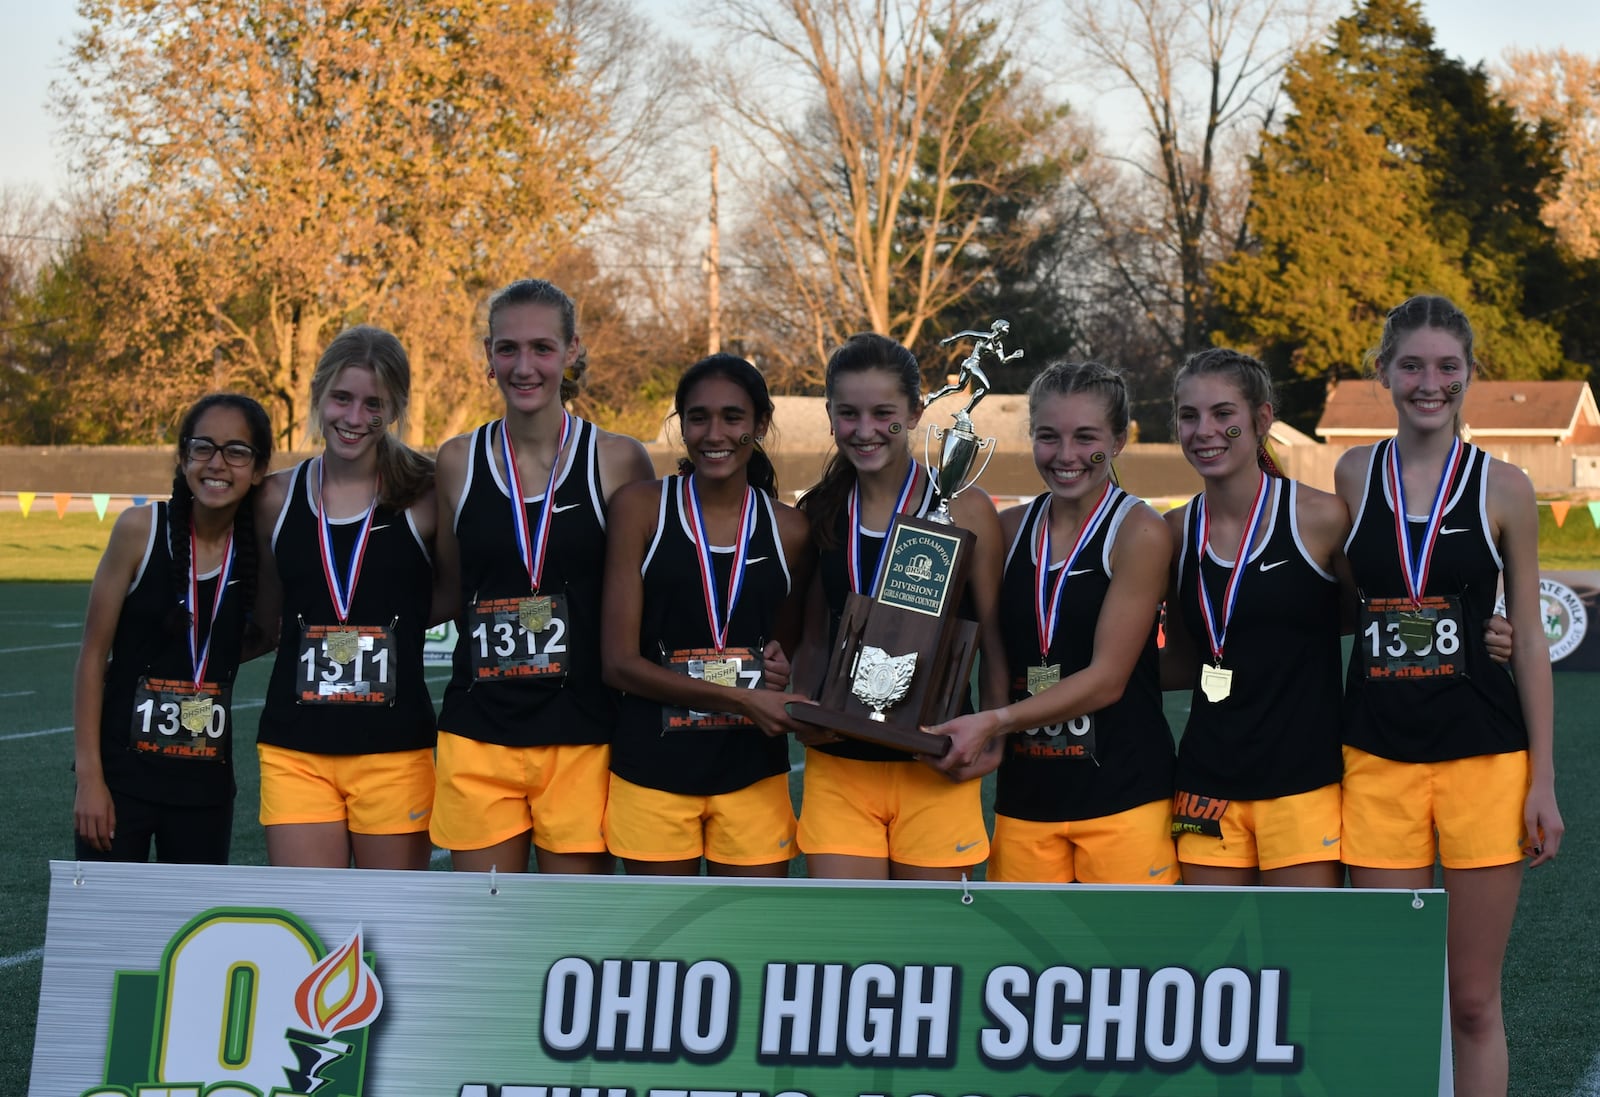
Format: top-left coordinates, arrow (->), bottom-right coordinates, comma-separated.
923,319 -> 1017,524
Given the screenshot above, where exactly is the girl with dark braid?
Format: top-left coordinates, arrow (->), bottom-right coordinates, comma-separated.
73,393 -> 272,863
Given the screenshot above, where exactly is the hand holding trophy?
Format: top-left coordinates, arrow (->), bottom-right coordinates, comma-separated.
788,320 -> 1016,755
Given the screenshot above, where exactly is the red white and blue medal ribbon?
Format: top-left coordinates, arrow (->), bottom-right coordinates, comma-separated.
684,475 -> 754,655
1386,436 -> 1463,608
185,517 -> 234,689
501,412 -> 571,593
1194,473 -> 1271,665
846,461 -> 919,595
1034,483 -> 1116,661
315,457 -> 378,625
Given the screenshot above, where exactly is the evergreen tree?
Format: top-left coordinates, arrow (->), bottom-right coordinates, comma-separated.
1214,0 -> 1577,426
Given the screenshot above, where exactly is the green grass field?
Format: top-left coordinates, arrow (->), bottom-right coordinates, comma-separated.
2,502 -> 1596,580
1,581 -> 1597,1095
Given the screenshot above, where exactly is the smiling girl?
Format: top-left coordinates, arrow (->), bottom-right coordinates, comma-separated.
601,353 -> 812,877
1162,349 -> 1347,887
929,362 -> 1176,884
253,326 -> 444,869
1337,296 -> 1561,1096
792,333 -> 1004,879
73,393 -> 272,863
430,279 -> 653,874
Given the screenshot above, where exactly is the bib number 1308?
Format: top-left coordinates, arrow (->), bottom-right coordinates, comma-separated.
1359,595 -> 1466,681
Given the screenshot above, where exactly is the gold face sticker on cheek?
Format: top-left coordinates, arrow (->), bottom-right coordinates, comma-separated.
1089,451 -> 1106,464
738,432 -> 753,446
889,422 -> 903,435
1447,381 -> 1463,395
1225,425 -> 1243,439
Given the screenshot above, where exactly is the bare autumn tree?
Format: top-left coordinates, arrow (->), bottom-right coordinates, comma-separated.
1062,0 -> 1322,363
707,0 -> 1081,387
1496,49 -> 1600,262
58,0 -> 609,447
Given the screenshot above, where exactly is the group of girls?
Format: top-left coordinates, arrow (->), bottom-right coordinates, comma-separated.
73,286 -> 1557,1096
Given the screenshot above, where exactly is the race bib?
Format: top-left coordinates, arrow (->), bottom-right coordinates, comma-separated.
467,593 -> 570,682
1172,790 -> 1228,839
296,623 -> 398,705
661,646 -> 764,733
1358,594 -> 1468,682
130,677 -> 231,762
1009,679 -> 1095,760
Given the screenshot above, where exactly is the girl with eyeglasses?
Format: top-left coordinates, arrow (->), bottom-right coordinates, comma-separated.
252,326 -> 445,869
73,393 -> 273,863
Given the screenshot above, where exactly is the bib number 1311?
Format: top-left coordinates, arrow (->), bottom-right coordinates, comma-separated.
296,623 -> 397,705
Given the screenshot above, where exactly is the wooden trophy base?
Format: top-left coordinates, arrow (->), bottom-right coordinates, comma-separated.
788,513 -> 980,756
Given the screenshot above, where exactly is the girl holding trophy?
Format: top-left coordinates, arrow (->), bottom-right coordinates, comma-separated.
601,353 -> 812,877
930,361 -> 1177,883
792,333 -> 1006,880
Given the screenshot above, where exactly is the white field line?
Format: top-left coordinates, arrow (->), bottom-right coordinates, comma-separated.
0,691 -> 36,699
0,641 -> 79,655
0,946 -> 43,970
1575,1050 -> 1600,1097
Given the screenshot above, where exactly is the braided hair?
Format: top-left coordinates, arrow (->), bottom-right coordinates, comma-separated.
166,394 -> 273,644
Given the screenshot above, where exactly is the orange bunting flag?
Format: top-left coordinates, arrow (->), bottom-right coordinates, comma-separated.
1550,501 -> 1571,528
17,492 -> 35,517
92,493 -> 111,520
53,493 -> 72,518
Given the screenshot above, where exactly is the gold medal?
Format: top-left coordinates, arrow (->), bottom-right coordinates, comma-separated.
519,595 -> 552,633
701,659 -> 738,688
1200,664 -> 1233,704
325,629 -> 360,665
1026,664 -> 1060,695
179,694 -> 213,734
1397,610 -> 1433,655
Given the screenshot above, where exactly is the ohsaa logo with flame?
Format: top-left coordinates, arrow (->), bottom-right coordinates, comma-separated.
287,927 -> 385,1094
82,910 -> 384,1097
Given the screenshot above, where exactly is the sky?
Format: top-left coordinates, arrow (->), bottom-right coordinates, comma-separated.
3,0 -> 1599,198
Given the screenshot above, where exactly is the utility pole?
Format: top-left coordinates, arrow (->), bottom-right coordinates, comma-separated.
705,145 -> 721,355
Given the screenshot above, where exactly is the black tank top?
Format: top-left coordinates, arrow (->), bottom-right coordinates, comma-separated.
611,476 -> 792,796
1175,479 -> 1344,799
98,503 -> 243,806
436,419 -> 615,746
1343,440 -> 1527,762
258,460 -> 436,754
812,472 -> 976,762
995,492 -> 1174,822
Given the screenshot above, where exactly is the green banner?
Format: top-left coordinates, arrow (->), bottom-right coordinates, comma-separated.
32,862 -> 1448,1097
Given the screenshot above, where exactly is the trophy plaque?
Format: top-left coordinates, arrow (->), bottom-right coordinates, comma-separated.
789,321 -> 1018,756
